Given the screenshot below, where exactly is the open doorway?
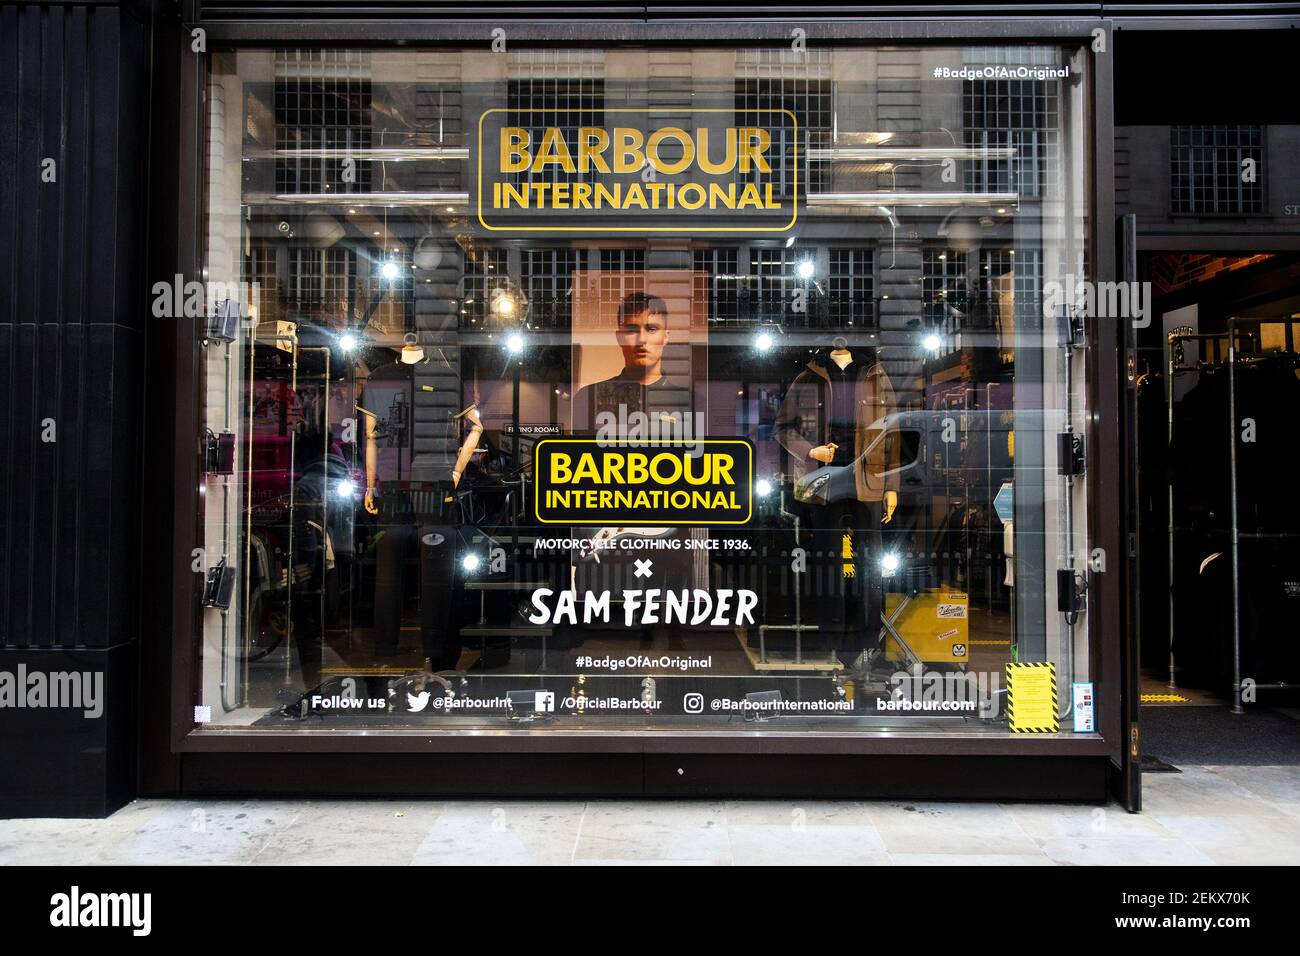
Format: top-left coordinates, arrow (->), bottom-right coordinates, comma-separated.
1132,252 -> 1300,769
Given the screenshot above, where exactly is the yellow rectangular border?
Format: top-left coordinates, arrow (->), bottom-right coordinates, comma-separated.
477,108 -> 798,233
532,438 -> 754,526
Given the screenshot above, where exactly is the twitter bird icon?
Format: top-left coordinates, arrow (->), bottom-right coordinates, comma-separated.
407,691 -> 431,713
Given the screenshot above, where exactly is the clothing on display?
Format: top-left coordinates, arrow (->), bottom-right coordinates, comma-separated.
771,348 -> 899,651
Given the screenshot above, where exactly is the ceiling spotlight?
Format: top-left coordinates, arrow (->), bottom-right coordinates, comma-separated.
796,259 -> 815,280
754,330 -> 775,353
754,478 -> 773,498
881,552 -> 901,575
381,260 -> 400,281
505,332 -> 525,355
339,333 -> 359,352
923,333 -> 942,352
461,553 -> 481,573
348,208 -> 357,215
997,207 -> 1007,214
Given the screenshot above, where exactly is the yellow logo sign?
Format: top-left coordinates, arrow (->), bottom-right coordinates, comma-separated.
477,108 -> 798,233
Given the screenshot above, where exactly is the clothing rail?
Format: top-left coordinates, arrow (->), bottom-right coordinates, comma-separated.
1225,318 -> 1300,712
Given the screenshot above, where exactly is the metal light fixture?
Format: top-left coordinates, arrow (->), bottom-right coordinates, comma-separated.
400,332 -> 425,365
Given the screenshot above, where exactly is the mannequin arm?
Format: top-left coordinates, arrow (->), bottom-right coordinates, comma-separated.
451,405 -> 484,488
360,409 -> 379,515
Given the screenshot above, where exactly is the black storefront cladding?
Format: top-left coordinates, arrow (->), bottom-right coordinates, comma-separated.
1,0 -> 1292,817
0,0 -> 154,815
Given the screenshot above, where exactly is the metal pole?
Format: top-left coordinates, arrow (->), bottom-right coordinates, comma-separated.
298,346 -> 331,679
1166,335 -> 1176,689
1227,322 -> 1243,714
280,329 -> 299,686
243,317 -> 256,707
219,339 -> 238,712
1060,309 -> 1076,719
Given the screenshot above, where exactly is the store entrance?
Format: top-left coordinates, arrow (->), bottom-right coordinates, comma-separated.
1132,251 -> 1300,771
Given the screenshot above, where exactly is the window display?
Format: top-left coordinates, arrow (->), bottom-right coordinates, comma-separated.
195,43 -> 1094,734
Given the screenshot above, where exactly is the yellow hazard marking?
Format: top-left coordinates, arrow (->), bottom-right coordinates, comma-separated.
970,639 -> 1012,646
321,667 -> 411,675
1006,662 -> 1059,733
1141,693 -> 1190,703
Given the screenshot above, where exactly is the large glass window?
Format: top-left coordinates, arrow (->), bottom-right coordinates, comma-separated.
197,43 -> 1094,734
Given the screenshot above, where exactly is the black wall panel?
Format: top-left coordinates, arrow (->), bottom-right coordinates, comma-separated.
0,2 -> 150,652
1,0 -> 154,816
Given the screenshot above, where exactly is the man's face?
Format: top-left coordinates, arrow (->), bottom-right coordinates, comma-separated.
615,309 -> 669,369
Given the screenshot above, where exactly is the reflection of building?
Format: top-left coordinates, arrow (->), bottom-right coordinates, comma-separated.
198,38 -> 1090,796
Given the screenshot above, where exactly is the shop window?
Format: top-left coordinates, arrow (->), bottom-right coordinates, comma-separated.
200,44 -> 1095,739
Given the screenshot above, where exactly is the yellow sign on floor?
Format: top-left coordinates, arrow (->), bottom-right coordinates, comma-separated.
1007,662 -> 1058,733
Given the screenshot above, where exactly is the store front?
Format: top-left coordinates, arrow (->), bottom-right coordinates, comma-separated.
134,16 -> 1125,801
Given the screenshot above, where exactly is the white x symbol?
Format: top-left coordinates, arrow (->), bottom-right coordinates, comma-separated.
634,559 -> 654,579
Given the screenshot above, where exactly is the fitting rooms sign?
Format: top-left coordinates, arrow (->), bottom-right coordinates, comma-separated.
476,108 -> 798,232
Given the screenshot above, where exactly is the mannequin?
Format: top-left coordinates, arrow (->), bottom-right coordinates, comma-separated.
354,360 -> 413,658
358,368 -> 479,669
797,340 -> 899,522
775,340 -> 901,656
